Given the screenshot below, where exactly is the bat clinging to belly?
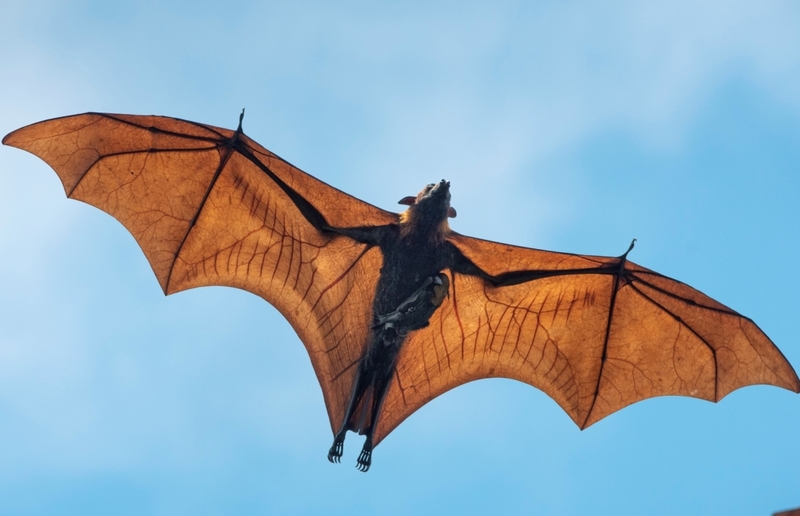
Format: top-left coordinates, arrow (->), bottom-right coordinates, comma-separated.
5,112 -> 798,472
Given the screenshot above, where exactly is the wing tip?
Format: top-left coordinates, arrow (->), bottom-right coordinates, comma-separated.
3,112 -> 101,150
2,126 -> 25,147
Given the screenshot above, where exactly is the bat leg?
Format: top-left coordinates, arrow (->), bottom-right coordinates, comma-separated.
328,360 -> 372,464
355,370 -> 393,473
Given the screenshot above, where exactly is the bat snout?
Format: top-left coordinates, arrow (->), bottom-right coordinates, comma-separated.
431,180 -> 450,196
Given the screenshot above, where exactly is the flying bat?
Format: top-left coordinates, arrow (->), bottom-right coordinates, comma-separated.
4,112 -> 799,472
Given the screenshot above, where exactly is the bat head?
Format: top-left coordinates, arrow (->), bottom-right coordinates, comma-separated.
398,179 -> 457,216
397,180 -> 456,238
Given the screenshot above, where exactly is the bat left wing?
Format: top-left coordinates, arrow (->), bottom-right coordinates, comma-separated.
373,233 -> 800,443
3,113 -> 397,435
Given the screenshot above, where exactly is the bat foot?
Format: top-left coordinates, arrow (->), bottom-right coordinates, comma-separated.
327,434 -> 345,463
356,441 -> 373,472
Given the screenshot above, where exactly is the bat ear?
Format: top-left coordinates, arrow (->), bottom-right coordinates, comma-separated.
398,196 -> 417,206
448,206 -> 457,218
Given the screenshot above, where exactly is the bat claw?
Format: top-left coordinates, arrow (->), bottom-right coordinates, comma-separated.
356,457 -> 371,472
356,441 -> 373,472
327,434 -> 345,463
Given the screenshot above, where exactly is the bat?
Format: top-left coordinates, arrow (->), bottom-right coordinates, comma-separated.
4,112 -> 799,472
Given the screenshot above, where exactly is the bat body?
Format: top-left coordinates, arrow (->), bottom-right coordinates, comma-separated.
323,182 -> 459,470
4,112 -> 799,472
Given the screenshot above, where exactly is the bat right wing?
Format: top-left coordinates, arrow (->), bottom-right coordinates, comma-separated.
373,233 -> 800,443
3,113 -> 398,435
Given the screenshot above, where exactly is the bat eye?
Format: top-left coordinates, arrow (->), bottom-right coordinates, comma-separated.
427,183 -> 435,189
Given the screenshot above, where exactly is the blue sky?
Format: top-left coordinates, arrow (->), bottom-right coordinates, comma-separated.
1,1 -> 799,514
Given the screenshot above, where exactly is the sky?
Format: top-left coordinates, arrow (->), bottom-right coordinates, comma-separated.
1,1 -> 799,514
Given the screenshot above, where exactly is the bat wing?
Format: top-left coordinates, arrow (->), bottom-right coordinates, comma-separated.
3,113 -> 398,434
374,233 -> 800,443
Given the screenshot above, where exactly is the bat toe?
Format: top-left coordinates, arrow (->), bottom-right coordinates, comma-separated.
327,435 -> 345,463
